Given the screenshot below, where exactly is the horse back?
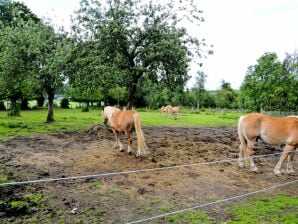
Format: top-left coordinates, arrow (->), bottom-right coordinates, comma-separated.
111,110 -> 136,132
241,113 -> 298,145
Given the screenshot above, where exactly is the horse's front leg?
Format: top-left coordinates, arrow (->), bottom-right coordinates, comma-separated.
274,144 -> 295,176
285,146 -> 295,175
286,151 -> 295,175
112,129 -> 124,151
125,129 -> 132,154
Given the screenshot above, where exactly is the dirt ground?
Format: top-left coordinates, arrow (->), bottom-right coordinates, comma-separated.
0,125 -> 297,223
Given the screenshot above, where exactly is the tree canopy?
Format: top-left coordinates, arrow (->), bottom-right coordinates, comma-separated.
70,0 -> 211,108
240,52 -> 298,111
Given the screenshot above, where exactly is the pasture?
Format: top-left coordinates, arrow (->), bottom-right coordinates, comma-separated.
0,109 -> 297,223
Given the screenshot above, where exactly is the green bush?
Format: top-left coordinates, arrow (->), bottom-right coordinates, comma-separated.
0,101 -> 6,110
60,98 -> 70,109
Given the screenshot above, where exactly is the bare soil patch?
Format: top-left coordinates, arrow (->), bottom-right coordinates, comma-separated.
0,126 -> 297,223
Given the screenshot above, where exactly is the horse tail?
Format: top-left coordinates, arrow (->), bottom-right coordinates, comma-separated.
238,116 -> 249,166
133,112 -> 147,155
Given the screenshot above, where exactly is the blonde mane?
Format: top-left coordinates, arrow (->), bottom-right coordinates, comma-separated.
102,106 -> 120,124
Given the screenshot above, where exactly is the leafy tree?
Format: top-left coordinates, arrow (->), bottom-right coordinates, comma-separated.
0,0 -> 39,26
31,24 -> 70,122
72,0 -> 211,108
109,85 -> 128,107
0,0 -> 40,116
193,71 -> 207,110
215,80 -> 238,109
240,52 -> 297,111
280,51 -> 298,110
65,40 -> 117,105
0,20 -> 38,116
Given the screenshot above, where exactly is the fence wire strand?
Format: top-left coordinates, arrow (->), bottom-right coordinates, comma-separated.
0,151 -> 295,187
126,179 -> 298,224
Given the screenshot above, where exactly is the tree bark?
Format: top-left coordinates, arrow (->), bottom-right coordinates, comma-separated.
8,98 -> 20,116
127,82 -> 137,109
127,71 -> 143,109
46,90 -> 55,123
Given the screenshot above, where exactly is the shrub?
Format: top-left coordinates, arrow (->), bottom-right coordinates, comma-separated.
0,101 -> 6,110
60,98 -> 70,109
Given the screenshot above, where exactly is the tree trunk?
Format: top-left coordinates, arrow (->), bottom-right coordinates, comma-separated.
46,91 -> 55,123
8,98 -> 20,116
127,82 -> 137,109
127,71 -> 142,109
21,98 -> 30,110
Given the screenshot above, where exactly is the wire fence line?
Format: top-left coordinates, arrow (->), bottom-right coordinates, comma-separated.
1,151 -> 296,187
126,179 -> 298,224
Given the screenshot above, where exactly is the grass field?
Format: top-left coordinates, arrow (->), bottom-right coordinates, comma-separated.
0,108 -> 244,141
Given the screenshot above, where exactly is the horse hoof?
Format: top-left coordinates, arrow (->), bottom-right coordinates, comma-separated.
286,171 -> 295,176
250,167 -> 258,172
238,163 -> 245,168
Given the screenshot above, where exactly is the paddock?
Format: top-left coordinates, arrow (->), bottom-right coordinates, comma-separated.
0,126 -> 297,223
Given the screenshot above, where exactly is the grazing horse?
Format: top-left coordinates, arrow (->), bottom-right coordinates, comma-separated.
102,107 -> 148,157
171,106 -> 180,117
237,113 -> 297,176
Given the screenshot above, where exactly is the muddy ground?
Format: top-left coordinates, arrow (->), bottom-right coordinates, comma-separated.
0,126 -> 297,223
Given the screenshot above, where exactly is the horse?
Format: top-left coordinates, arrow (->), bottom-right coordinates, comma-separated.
102,106 -> 148,157
160,106 -> 166,113
171,106 -> 180,117
237,113 -> 297,176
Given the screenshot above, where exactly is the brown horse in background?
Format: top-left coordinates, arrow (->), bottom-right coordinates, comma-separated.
103,106 -> 148,157
238,113 -> 297,176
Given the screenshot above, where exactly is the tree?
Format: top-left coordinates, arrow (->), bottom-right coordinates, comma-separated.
72,0 -> 211,108
109,85 -> 128,107
215,80 -> 238,109
0,20 -> 37,116
31,24 -> 70,122
0,0 -> 40,116
193,71 -> 207,110
240,52 -> 297,111
0,0 -> 39,26
65,40 -> 118,106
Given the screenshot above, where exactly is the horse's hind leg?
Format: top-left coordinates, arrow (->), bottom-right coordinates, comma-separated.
247,140 -> 258,172
125,130 -> 132,154
274,144 -> 295,176
238,143 -> 245,168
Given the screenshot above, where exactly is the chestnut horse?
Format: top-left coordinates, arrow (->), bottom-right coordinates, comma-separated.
238,113 -> 297,176
102,106 -> 148,157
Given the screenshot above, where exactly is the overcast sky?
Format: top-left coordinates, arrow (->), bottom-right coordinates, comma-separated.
20,0 -> 298,90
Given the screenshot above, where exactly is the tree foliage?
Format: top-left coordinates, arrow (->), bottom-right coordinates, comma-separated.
0,1 -> 42,116
214,80 -> 238,109
240,52 -> 298,111
71,0 -> 211,108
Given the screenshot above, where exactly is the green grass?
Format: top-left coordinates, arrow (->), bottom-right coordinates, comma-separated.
0,108 -> 244,141
0,108 -> 102,141
227,194 -> 298,224
140,111 -> 241,127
